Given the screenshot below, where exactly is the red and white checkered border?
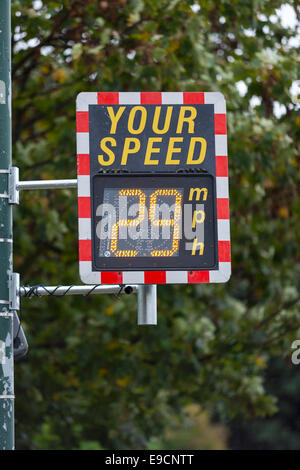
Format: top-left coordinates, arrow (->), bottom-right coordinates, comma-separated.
76,92 -> 231,285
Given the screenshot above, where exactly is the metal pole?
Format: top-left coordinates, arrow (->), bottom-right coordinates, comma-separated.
0,0 -> 14,450
137,285 -> 157,325
19,284 -> 138,297
17,179 -> 77,190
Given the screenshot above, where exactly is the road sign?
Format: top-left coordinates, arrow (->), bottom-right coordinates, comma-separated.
76,92 -> 231,285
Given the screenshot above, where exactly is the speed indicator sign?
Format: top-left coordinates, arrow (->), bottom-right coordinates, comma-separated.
76,92 -> 231,285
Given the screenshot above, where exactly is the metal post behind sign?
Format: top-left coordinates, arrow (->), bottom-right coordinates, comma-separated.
0,0 -> 14,450
138,285 -> 157,325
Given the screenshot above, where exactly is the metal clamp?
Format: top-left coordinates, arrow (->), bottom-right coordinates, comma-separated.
9,273 -> 20,311
8,166 -> 19,205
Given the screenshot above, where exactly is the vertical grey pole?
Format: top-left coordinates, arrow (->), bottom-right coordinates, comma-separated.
137,285 -> 157,325
0,0 -> 14,450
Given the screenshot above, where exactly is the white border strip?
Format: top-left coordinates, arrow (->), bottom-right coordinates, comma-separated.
119,92 -> 140,104
204,92 -> 226,113
216,177 -> 229,198
78,218 -> 92,239
77,175 -> 90,197
76,92 -> 98,111
77,133 -> 89,154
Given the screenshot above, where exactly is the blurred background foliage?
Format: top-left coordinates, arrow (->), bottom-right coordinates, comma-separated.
228,357 -> 300,450
10,0 -> 300,449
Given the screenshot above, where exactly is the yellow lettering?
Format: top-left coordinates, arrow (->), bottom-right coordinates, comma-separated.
176,106 -> 197,133
98,137 -> 116,166
128,106 -> 147,134
152,106 -> 173,134
188,187 -> 208,201
192,238 -> 204,255
107,106 -> 126,134
144,137 -> 162,165
192,210 -> 205,228
166,137 -> 183,165
121,138 -> 141,165
187,137 -> 207,165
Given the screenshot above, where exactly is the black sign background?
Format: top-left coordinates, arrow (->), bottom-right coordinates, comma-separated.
89,104 -> 215,174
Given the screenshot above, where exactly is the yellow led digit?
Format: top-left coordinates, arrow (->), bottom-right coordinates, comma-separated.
149,189 -> 182,257
110,189 -> 146,257
114,250 -> 138,257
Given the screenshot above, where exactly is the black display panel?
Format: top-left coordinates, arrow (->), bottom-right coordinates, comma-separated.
91,174 -> 218,271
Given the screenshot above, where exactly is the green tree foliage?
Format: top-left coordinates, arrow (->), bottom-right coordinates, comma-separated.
228,358 -> 300,450
11,0 -> 300,449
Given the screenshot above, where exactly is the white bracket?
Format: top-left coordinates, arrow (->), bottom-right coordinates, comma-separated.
8,166 -> 78,204
8,166 -> 19,205
9,273 -> 20,311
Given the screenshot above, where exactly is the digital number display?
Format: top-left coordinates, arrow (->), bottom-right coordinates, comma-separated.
92,174 -> 218,271
99,187 -> 183,258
